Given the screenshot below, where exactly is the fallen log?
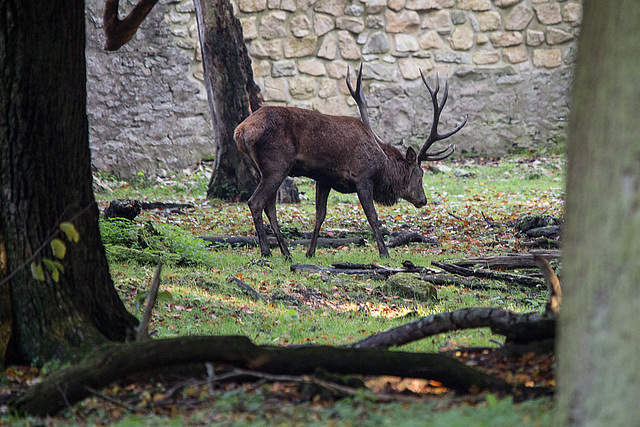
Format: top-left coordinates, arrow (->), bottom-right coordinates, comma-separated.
353,307 -> 555,349
452,250 -> 561,270
11,336 -> 516,416
200,236 -> 365,249
431,261 -> 544,288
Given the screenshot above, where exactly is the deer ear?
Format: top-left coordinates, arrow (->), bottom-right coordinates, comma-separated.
405,146 -> 417,163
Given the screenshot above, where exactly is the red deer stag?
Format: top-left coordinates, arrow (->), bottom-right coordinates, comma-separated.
234,64 -> 467,259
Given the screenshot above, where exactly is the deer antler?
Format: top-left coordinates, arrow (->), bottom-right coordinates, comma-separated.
418,70 -> 468,162
345,64 -> 371,128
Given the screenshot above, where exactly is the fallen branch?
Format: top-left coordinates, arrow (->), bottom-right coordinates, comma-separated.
227,275 -> 266,303
533,255 -> 562,317
452,250 -> 561,270
10,336 -> 516,416
431,261 -> 543,288
200,236 -> 364,249
353,307 -> 554,349
291,261 -> 434,280
136,263 -> 162,341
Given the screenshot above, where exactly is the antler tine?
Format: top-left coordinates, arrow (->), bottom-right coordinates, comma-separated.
418,70 -> 468,162
346,63 -> 371,128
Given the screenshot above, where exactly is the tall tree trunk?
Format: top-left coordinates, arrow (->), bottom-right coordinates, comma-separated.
0,1 -> 138,365
194,0 -> 262,201
556,1 -> 640,424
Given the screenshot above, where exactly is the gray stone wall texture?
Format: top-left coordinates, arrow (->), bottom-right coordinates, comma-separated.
86,0 -> 581,177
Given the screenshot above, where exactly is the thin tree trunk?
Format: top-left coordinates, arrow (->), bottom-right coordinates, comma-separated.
556,2 -> 640,425
193,0 -> 263,201
0,0 -> 138,365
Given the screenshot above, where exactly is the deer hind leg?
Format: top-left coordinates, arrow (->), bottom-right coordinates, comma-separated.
248,164 -> 292,258
356,184 -> 390,257
264,192 -> 291,260
306,182 -> 331,258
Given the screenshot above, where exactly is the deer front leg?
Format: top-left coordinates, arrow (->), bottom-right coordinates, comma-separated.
356,184 -> 390,257
306,182 -> 331,258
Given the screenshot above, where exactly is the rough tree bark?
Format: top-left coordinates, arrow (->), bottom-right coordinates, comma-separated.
0,0 -> 138,365
556,1 -> 640,425
193,0 -> 264,201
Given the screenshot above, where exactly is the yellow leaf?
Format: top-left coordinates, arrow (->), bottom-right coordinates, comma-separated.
51,268 -> 60,282
50,239 -> 66,259
30,262 -> 45,281
59,222 -> 80,243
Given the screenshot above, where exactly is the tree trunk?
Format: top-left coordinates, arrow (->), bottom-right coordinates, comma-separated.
193,0 -> 263,201
0,0 -> 138,366
556,2 -> 640,425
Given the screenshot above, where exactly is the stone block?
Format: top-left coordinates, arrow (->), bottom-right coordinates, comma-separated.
398,58 -> 433,79
363,62 -> 398,81
493,0 -> 521,6
388,0 -> 406,11
472,49 -> 500,65
365,0 -> 387,14
448,25 -> 474,50
337,31 -> 361,59
317,33 -> 338,59
563,3 -> 583,26
318,78 -> 337,98
533,48 -> 562,68
327,59 -> 349,78
418,30 -> 444,49
526,29 -> 544,46
298,58 -> 326,75
362,31 -> 391,54
506,4 -> 534,30
314,14 -> 335,36
456,0 -> 492,11
248,39 -> 283,60
336,16 -> 365,33
314,0 -> 348,16
490,31 -> 523,47
252,60 -> 271,77
344,4 -> 364,16
477,11 -> 501,31
289,76 -> 316,99
395,34 -> 420,52
267,0 -> 296,11
406,0 -> 454,10
534,4 -> 562,25
238,0 -> 267,12
239,17 -> 258,40
291,15 -> 312,38
502,45 -> 528,63
260,11 -> 287,39
262,77 -> 287,101
284,36 -> 318,58
434,50 -> 469,63
314,97 -> 350,116
422,10 -> 452,32
546,28 -> 574,45
272,60 -> 297,76
386,10 -> 421,33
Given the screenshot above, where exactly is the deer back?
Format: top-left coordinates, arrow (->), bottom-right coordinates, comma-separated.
235,106 -> 391,192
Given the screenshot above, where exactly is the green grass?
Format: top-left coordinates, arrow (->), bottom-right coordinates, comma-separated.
3,156 -> 563,424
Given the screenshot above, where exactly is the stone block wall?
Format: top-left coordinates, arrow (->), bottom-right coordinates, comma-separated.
86,0 -> 581,177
